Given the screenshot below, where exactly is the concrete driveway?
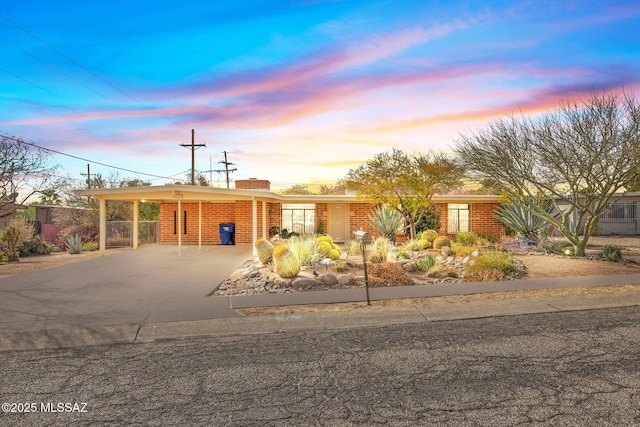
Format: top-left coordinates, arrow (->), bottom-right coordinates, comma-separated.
0,244 -> 253,333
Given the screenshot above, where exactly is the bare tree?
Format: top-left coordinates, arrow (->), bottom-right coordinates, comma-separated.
455,90 -> 640,256
0,136 -> 59,218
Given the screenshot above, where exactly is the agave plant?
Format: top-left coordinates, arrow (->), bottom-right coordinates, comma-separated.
66,234 -> 83,254
369,205 -> 404,244
494,196 -> 556,245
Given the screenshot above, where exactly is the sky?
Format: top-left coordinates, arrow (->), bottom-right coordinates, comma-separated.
2,0 -> 640,191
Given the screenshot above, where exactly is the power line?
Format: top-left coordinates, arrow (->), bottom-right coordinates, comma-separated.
0,35 -> 107,99
0,66 -> 57,95
0,132 -> 188,182
0,13 -> 214,145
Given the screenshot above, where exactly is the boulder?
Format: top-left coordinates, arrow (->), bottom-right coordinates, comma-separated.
337,273 -> 355,286
319,273 -> 338,286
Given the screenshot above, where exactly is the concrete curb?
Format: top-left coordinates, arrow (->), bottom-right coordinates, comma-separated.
3,290 -> 640,352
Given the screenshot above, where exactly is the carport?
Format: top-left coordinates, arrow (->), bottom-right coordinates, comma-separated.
76,185 -> 274,257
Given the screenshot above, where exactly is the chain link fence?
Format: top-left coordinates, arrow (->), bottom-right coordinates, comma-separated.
106,221 -> 159,247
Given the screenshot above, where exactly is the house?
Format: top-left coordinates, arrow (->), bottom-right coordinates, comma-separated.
76,179 -> 505,255
556,192 -> 640,236
0,202 -> 25,229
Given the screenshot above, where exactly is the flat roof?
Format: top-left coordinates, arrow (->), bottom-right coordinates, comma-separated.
75,185 -> 501,203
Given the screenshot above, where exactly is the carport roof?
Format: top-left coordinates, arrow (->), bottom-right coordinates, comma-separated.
75,185 -> 501,204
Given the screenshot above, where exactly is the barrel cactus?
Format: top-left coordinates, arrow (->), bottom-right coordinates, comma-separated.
317,235 -> 334,245
432,236 -> 451,249
254,238 -> 274,264
421,230 -> 438,243
318,241 -> 333,258
418,239 -> 432,250
273,245 -> 300,278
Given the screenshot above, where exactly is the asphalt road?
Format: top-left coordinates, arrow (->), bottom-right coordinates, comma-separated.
1,306 -> 640,426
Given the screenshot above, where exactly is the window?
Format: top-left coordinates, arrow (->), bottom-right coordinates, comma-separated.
172,210 -> 188,234
600,202 -> 636,222
448,203 -> 470,233
281,204 -> 316,235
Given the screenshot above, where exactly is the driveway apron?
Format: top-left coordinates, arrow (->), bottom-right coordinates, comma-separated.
0,245 -> 253,332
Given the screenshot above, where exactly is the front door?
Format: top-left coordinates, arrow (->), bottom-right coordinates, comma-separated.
329,204 -> 349,242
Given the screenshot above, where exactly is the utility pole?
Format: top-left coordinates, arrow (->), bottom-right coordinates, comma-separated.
212,151 -> 237,188
179,129 -> 206,185
80,163 -> 92,189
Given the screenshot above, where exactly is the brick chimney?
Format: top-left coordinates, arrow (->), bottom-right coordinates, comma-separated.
235,178 -> 271,190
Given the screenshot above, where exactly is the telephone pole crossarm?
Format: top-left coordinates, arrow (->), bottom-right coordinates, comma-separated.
179,129 -> 206,185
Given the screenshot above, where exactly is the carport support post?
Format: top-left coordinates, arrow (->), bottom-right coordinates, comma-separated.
252,196 -> 257,257
133,200 -> 139,250
198,200 -> 202,250
177,199 -> 182,256
99,198 -> 106,256
261,199 -> 267,240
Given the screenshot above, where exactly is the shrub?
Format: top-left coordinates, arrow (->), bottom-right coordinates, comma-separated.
415,254 -> 436,272
452,244 -> 475,258
269,225 -> 280,236
335,261 -> 350,273
0,250 -> 7,264
397,250 -> 411,259
367,262 -> 414,287
1,219 -> 35,261
432,236 -> 451,250
344,240 -> 361,256
82,241 -> 99,252
66,234 -> 83,254
403,239 -> 422,251
288,235 -> 322,266
455,231 -> 478,246
368,237 -> 394,263
463,251 -> 516,282
18,234 -> 53,257
601,245 -> 623,262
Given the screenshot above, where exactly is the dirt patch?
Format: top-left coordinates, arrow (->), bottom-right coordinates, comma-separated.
237,284 -> 640,316
0,247 -> 132,278
517,254 -> 640,279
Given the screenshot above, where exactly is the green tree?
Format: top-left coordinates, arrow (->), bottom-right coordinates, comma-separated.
339,149 -> 464,239
282,184 -> 312,195
455,90 -> 640,256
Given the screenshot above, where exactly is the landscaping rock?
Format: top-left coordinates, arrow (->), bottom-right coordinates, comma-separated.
402,261 -> 417,272
319,273 -> 338,286
274,278 -> 292,287
291,277 -> 321,288
337,273 -> 355,286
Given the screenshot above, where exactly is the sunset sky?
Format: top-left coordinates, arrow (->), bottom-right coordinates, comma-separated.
2,1 -> 640,191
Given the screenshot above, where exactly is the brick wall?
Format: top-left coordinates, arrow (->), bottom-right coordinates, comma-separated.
235,179 -> 270,190
349,202 -> 378,238
436,202 -> 504,238
316,203 -> 328,234
470,202 -> 504,238
160,202 -> 236,244
267,202 -> 281,235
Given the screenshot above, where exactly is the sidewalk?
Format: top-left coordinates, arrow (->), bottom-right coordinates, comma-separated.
1,244 -> 640,351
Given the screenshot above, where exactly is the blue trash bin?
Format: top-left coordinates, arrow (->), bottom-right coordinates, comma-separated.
219,223 -> 235,245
